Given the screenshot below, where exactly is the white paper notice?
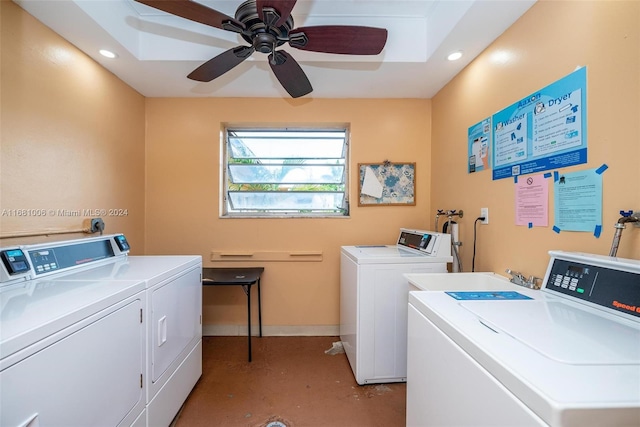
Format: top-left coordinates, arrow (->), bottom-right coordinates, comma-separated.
361,166 -> 383,198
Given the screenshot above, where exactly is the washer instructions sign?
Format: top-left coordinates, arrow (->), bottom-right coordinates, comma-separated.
491,67 -> 587,180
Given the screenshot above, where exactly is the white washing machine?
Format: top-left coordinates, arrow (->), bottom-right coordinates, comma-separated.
0,234 -> 202,427
340,228 -> 452,385
406,251 -> 640,426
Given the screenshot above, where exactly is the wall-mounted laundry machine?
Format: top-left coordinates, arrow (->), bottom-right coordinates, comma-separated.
0,234 -> 202,427
406,251 -> 640,426
340,228 -> 452,385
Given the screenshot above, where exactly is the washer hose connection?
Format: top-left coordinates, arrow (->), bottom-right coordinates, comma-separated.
609,210 -> 640,257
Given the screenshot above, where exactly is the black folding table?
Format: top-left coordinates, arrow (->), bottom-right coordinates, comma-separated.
202,267 -> 264,362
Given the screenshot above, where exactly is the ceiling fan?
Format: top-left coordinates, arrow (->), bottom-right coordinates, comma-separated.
135,0 -> 388,98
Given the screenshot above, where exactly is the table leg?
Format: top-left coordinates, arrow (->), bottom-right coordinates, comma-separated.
246,284 -> 252,362
257,278 -> 262,337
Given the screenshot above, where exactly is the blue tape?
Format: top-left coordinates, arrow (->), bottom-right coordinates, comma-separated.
553,226 -> 561,233
594,225 -> 602,238
528,222 -> 533,228
595,164 -> 608,174
544,173 -> 552,178
554,171 -> 559,182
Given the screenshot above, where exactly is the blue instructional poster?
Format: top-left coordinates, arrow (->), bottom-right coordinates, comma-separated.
468,118 -> 491,173
492,67 -> 587,180
553,167 -> 603,235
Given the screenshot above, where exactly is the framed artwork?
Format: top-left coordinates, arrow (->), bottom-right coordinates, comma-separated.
357,162 -> 416,206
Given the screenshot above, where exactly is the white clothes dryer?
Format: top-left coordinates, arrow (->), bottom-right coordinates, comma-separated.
54,250 -> 203,427
406,251 -> 640,426
340,228 -> 452,384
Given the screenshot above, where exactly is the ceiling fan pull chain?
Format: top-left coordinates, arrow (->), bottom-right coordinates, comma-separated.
270,42 -> 278,64
270,50 -> 282,66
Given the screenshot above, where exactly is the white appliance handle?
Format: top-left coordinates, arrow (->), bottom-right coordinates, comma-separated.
18,413 -> 39,427
158,315 -> 167,347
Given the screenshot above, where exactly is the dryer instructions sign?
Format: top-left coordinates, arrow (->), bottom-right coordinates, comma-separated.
491,67 -> 587,180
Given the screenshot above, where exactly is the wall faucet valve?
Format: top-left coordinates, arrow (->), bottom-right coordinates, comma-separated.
505,269 -> 541,290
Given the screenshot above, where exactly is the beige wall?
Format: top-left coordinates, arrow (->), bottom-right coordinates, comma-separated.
3,0 -> 639,334
144,98 -> 432,333
431,0 -> 640,278
0,1 -> 146,251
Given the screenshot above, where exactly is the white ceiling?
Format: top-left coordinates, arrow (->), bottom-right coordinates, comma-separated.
15,0 -> 537,98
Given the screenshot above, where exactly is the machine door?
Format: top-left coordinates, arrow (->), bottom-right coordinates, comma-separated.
0,297 -> 145,427
360,263 -> 444,382
150,266 -> 202,384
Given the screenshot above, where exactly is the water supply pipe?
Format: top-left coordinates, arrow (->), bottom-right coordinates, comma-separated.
434,209 -> 445,232
609,211 -> 640,257
436,209 -> 464,272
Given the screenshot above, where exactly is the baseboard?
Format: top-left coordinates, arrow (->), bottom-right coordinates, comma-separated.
202,324 -> 339,337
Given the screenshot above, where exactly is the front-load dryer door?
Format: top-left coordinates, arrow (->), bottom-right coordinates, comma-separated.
150,266 -> 202,384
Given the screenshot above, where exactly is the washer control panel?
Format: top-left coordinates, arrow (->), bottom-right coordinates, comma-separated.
545,254 -> 640,319
29,249 -> 61,274
397,228 -> 450,256
0,234 -> 130,284
29,239 -> 115,275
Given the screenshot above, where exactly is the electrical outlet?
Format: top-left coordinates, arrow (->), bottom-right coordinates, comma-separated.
90,217 -> 105,233
480,208 -> 489,224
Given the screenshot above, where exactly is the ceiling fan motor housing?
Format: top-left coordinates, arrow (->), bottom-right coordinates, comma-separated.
236,0 -> 293,54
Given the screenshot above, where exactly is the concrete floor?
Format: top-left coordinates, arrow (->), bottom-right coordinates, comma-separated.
173,336 -> 406,427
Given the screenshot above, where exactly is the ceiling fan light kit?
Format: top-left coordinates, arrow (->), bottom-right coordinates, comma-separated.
135,0 -> 388,98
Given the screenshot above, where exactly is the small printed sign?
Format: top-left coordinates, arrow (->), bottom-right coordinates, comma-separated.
445,291 -> 533,300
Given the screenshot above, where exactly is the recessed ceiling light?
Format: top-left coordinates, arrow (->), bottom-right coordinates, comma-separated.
99,49 -> 118,59
447,51 -> 463,61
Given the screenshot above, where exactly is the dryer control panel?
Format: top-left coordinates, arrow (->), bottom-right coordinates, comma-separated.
544,252 -> 640,320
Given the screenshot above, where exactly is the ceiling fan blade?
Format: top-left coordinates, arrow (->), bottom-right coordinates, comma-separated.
289,26 -> 388,55
134,0 -> 245,33
268,51 -> 312,98
257,0 -> 297,27
187,46 -> 254,82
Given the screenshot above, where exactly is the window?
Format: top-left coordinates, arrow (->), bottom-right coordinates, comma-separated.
222,127 -> 349,217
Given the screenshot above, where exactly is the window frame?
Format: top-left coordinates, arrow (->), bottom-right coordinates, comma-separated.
220,125 -> 350,218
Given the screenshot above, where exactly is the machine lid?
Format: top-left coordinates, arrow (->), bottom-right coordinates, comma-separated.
461,299 -> 640,365
52,255 -> 202,287
0,277 -> 145,361
341,228 -> 452,263
352,245 -> 427,258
